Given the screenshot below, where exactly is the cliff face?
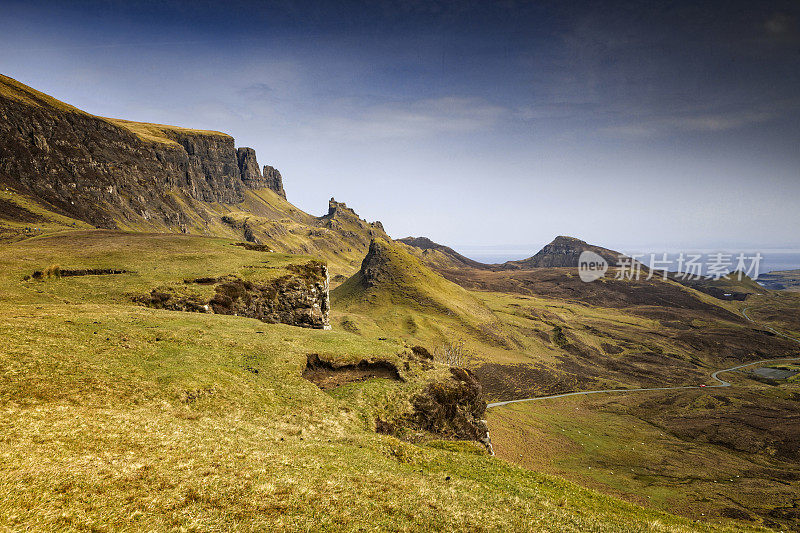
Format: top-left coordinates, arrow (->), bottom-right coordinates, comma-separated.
237,147 -> 262,184
0,74 -> 285,229
0,74 -> 391,278
235,147 -> 286,197
262,165 -> 286,198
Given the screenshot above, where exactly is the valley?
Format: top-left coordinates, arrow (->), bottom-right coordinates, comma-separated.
2,73 -> 799,532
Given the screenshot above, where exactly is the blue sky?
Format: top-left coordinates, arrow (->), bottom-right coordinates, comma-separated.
2,0 -> 799,253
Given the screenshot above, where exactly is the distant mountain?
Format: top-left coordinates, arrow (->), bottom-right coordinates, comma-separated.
500,236 -> 622,269
395,236 -> 489,270
399,234 -> 625,273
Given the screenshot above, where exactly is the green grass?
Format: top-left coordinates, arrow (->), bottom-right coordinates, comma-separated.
105,118 -> 231,146
0,229 -> 752,531
0,73 -> 87,114
0,230 -> 315,307
333,239 -> 494,318
487,380 -> 799,531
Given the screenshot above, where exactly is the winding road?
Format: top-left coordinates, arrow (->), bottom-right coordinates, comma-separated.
487,306 -> 800,409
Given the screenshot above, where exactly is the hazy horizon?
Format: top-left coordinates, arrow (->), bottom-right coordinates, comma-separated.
2,0 -> 798,250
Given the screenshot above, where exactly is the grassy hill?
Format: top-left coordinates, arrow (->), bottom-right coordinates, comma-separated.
670,271 -> 767,301
488,373 -> 800,530
334,238 -> 495,319
0,229 -> 754,532
395,236 -> 489,271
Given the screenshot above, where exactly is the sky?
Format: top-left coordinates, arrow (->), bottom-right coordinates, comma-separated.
1,0 -> 799,256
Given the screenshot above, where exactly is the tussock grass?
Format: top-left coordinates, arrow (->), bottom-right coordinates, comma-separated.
105,118 -> 231,146
0,230 -> 747,531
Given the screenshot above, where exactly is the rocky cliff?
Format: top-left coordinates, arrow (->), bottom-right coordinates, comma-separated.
262,165 -> 286,198
0,74 -> 391,278
235,147 -> 286,198
237,147 -> 262,185
0,74 -> 286,229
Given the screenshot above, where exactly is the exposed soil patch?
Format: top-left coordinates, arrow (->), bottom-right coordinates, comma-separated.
27,267 -> 131,280
186,276 -> 218,284
58,268 -> 130,276
303,353 -> 401,390
232,242 -> 273,252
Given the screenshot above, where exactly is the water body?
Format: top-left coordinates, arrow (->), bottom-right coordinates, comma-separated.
752,367 -> 799,380
457,247 -> 800,277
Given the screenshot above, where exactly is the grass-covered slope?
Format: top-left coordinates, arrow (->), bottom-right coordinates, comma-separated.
488,372 -> 800,530
0,73 -> 86,114
670,271 -> 767,301
331,238 -> 516,352
0,229 -> 748,532
334,238 -> 494,319
396,236 -> 489,271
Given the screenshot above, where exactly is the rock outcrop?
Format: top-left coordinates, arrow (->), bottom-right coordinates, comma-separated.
325,197 -> 355,218
236,149 -> 287,198
136,261 -> 330,329
262,165 -> 286,198
237,147 -> 262,185
376,367 -> 492,452
210,263 -> 329,329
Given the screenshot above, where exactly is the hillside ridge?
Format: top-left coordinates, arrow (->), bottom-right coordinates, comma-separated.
0,73 -> 284,226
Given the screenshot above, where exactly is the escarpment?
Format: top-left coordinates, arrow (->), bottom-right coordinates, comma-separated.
0,74 -> 288,229
0,74 -> 391,277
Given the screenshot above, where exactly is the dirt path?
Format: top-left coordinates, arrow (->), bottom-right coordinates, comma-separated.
487,307 -> 800,409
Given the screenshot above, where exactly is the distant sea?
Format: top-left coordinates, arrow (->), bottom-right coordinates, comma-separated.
457,246 -> 800,277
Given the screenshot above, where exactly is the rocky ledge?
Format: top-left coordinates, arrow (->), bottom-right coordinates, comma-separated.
135,261 -> 330,329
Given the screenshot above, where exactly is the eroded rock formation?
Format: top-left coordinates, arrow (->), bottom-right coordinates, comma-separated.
262,165 -> 286,198
376,367 -> 492,452
135,261 -> 330,329
237,147 -> 262,185
210,263 -> 329,329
